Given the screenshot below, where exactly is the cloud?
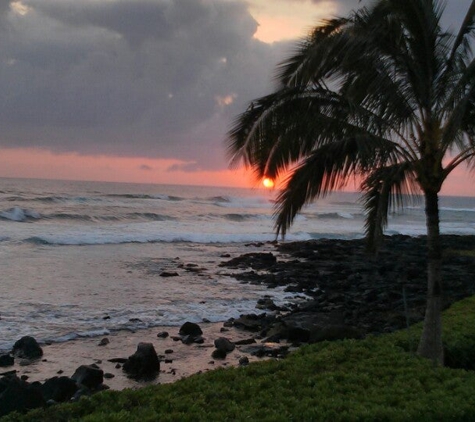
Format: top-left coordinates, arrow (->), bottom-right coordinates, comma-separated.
0,0 -> 470,175
0,0 -> 289,170
139,164 -> 153,171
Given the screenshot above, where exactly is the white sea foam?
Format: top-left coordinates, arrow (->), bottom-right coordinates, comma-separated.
212,195 -> 273,209
0,287 -> 308,352
0,206 -> 41,221
24,230 -> 311,246
439,206 -> 475,213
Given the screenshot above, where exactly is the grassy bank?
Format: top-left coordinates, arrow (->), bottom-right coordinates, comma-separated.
3,295 -> 475,421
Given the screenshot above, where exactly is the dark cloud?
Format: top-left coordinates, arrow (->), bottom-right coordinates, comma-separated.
139,164 -> 153,171
0,0 -> 470,172
0,0 -> 10,14
0,0 -> 289,170
0,0 -> 11,29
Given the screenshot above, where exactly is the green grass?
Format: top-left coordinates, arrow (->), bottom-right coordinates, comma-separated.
3,296 -> 475,421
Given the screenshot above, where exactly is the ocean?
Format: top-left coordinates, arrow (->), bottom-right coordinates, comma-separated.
1,177 -> 475,353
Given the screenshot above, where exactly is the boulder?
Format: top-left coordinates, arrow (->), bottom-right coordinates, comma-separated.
282,312 -> 350,343
219,252 -> 276,270
256,298 -> 279,311
12,336 -> 43,360
41,376 -> 78,403
98,338 -> 110,346
286,326 -> 311,343
234,338 -> 256,346
179,322 -> 203,337
233,314 -> 265,332
181,334 -> 204,345
160,271 -> 179,277
211,349 -> 227,360
240,344 -> 289,358
0,354 -> 14,367
108,357 -> 127,364
214,337 -> 235,353
123,343 -> 160,379
0,375 -> 45,417
71,364 -> 104,389
238,356 -> 250,366
72,383 -> 110,402
309,325 -> 363,343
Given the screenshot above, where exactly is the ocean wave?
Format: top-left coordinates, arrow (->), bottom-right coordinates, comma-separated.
207,195 -> 231,203
4,196 -> 27,201
330,200 -> 360,206
25,236 -> 52,245
1,195 -> 108,204
0,207 -> 41,222
0,210 -> 177,223
42,212 -> 176,222
223,213 -> 261,222
2,193 -> 186,204
210,196 -> 274,209
36,196 -> 73,203
22,231 -> 311,246
308,232 -> 364,240
405,205 -> 475,214
125,212 -> 176,221
311,212 -> 355,220
106,193 -> 184,201
439,207 -> 475,213
49,328 -> 112,344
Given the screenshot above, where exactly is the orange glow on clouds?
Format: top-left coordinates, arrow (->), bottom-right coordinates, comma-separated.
249,0 -> 338,43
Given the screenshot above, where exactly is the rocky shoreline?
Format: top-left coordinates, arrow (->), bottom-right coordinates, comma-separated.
2,234 -> 475,417
220,234 -> 475,339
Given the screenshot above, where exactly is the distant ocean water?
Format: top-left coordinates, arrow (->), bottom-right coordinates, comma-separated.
1,177 -> 475,352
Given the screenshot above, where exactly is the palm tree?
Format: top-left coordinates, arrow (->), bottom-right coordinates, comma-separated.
227,0 -> 475,364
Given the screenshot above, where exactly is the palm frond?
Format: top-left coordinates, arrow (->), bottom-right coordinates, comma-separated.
273,136 -> 400,237
227,85 -> 405,181
442,80 -> 475,153
276,17 -> 350,88
361,162 -> 420,252
446,0 -> 475,67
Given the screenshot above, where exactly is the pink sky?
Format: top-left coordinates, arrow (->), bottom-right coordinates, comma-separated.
0,148 -> 257,188
0,147 -> 474,196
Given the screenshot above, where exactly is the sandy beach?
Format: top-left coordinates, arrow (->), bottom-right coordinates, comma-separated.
5,322 -> 282,391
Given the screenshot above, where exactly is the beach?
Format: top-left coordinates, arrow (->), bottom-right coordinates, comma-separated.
5,233 -> 475,394
6,322 -> 282,391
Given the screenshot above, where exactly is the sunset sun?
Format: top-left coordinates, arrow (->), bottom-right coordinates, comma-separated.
262,177 -> 275,189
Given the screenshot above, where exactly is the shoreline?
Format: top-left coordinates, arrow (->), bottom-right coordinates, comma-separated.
5,322 -> 289,391
3,234 -> 475,394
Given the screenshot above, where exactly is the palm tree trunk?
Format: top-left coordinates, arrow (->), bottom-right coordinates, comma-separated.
417,190 -> 444,364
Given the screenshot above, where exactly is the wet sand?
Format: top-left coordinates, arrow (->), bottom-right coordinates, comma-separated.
6,322 -> 274,391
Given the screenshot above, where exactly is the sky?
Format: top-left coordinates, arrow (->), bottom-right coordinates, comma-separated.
0,0 -> 474,195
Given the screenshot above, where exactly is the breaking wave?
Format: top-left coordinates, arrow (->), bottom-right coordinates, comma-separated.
0,207 -> 41,222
